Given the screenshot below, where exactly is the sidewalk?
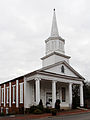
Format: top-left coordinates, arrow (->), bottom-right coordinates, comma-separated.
0,109 -> 90,120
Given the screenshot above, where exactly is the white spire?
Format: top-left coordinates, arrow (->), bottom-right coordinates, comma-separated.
51,9 -> 59,37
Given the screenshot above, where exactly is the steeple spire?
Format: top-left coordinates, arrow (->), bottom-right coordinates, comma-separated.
51,9 -> 59,37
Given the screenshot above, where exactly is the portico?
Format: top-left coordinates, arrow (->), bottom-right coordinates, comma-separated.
24,69 -> 84,109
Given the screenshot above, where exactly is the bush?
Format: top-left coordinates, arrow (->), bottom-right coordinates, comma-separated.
25,108 -> 30,114
0,112 -> 5,116
51,109 -> 57,116
55,99 -> 60,111
29,105 -> 37,113
33,109 -> 43,114
44,107 -> 51,113
37,105 -> 44,111
19,107 -> 24,114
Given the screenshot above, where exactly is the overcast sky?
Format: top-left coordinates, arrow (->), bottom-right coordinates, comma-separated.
0,0 -> 90,83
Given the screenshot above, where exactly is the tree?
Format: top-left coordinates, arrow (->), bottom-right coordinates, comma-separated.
72,84 -> 80,109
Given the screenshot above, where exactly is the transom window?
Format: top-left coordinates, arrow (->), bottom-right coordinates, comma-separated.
61,65 -> 65,73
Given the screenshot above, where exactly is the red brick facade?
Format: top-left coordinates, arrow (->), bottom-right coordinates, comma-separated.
0,76 -> 24,114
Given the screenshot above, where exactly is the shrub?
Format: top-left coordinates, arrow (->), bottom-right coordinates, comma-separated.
25,108 -> 30,114
55,99 -> 60,111
37,105 -> 44,111
19,107 -> 24,114
33,109 -> 43,114
44,107 -> 51,113
0,112 -> 5,116
51,109 -> 57,116
29,105 -> 37,113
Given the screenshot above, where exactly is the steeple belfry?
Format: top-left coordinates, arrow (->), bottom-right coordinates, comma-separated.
51,9 -> 59,37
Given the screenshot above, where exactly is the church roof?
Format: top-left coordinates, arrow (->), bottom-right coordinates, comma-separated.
39,61 -> 85,80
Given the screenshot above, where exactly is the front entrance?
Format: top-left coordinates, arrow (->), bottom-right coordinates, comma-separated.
46,92 -> 52,107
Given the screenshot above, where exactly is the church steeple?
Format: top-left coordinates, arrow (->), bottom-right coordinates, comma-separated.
45,9 -> 65,55
51,9 -> 59,37
41,9 -> 71,67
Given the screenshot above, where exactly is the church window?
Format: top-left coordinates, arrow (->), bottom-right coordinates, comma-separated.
1,107 -> 3,113
12,85 -> 16,103
62,87 -> 66,102
1,88 -> 4,103
61,65 -> 64,73
6,108 -> 9,114
20,83 -> 23,103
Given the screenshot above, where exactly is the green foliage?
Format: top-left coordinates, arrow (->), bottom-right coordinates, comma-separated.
84,82 -> 90,99
0,112 -> 5,116
19,107 -> 24,114
55,99 -> 60,111
33,109 -> 43,114
51,109 -> 57,116
29,105 -> 37,113
72,84 -> 80,109
44,107 -> 51,113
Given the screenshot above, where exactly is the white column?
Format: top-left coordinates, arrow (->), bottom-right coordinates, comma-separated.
9,82 -> 11,107
0,86 -> 1,106
4,84 -> 5,107
69,83 -> 72,108
52,81 -> 56,108
35,78 -> 40,105
80,83 -> 84,107
16,80 -> 19,108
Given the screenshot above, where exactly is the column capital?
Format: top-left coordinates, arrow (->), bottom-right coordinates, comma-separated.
35,77 -> 41,81
80,83 -> 84,87
69,82 -> 73,85
52,80 -> 57,83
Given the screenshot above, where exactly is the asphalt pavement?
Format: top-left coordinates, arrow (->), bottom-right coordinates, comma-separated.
33,112 -> 90,120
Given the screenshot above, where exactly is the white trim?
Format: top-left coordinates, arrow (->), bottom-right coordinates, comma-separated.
69,83 -> 72,108
0,86 -> 1,106
20,82 -> 24,103
9,82 -> 11,107
35,78 -> 40,105
16,80 -> 19,107
52,81 -> 56,108
80,84 -> 84,107
6,87 -> 9,104
4,84 -> 5,107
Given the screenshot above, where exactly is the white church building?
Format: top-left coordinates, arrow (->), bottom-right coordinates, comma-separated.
24,9 -> 85,109
0,9 -> 85,114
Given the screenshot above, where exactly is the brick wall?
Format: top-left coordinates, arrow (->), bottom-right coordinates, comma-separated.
0,76 -> 24,114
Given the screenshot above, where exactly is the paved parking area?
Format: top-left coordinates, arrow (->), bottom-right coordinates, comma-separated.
0,109 -> 90,120
35,112 -> 90,120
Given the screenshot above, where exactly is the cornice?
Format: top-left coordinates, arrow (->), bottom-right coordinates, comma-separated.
45,36 -> 65,43
41,52 -> 71,60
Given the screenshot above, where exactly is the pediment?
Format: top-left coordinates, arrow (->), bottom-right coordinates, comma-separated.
41,61 -> 85,79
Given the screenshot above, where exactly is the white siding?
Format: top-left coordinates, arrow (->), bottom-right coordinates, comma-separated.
16,80 -> 19,107
9,82 -> 11,107
6,87 -> 9,104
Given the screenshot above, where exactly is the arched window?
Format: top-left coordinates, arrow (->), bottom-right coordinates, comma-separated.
61,65 -> 64,73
